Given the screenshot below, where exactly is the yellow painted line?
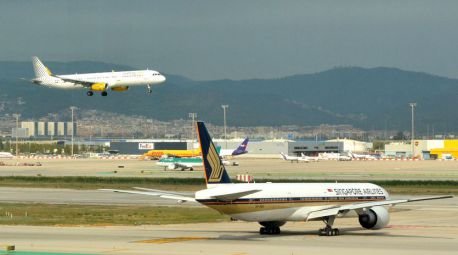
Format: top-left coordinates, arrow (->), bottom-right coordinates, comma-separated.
134,236 -> 214,244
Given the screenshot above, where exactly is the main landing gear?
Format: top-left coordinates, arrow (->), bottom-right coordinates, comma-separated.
319,216 -> 340,236
147,85 -> 152,93
86,91 -> 108,96
259,221 -> 285,235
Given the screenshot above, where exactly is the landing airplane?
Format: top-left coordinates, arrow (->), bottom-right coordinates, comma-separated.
29,57 -> 166,96
219,138 -> 249,157
280,152 -> 310,163
103,122 -> 452,236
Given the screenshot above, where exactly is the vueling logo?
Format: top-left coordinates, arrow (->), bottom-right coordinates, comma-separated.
206,143 -> 224,182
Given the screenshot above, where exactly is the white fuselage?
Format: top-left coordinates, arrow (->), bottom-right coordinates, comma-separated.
195,183 -> 388,222
33,70 -> 166,90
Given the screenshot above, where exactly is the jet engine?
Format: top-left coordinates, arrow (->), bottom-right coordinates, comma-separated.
358,206 -> 390,230
111,86 -> 129,92
91,83 -> 107,91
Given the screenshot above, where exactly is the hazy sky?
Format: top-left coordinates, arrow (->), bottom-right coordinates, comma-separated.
1,0 -> 458,80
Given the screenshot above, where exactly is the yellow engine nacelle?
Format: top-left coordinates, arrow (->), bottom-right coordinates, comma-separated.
111,86 -> 129,92
91,83 -> 107,91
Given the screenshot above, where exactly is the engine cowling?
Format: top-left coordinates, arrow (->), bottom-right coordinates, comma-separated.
111,86 -> 129,92
91,83 -> 107,91
358,206 -> 390,230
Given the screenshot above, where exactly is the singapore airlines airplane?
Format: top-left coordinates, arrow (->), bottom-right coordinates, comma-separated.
30,57 -> 166,96
103,122 -> 452,236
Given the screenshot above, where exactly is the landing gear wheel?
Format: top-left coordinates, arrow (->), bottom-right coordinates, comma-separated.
259,226 -> 281,235
87,91 -> 94,96
101,91 -> 108,96
190,167 -> 194,171
319,227 -> 340,236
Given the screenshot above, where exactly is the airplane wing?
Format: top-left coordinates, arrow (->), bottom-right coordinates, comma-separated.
306,195 -> 453,220
99,188 -> 196,203
204,186 -> 262,201
53,75 -> 96,87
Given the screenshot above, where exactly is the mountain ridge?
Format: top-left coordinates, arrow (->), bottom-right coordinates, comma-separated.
0,61 -> 457,132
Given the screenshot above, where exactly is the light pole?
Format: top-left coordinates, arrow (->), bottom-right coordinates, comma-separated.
188,113 -> 197,140
409,103 -> 417,158
70,106 -> 77,156
221,105 -> 229,149
13,114 -> 20,165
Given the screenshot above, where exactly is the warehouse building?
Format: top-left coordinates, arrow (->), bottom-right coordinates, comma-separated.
109,138 -> 371,156
384,140 -> 458,159
110,140 -> 188,155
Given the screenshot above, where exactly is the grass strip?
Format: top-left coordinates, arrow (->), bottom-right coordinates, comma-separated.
0,203 -> 227,226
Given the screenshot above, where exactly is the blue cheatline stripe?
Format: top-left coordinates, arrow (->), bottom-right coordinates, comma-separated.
197,196 -> 386,205
6,251 -> 99,255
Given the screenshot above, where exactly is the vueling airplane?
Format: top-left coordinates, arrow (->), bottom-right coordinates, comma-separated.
103,122 -> 452,236
30,57 -> 166,96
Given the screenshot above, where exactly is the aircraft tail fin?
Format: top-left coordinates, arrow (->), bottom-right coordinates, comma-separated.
196,121 -> 231,186
32,56 -> 52,78
232,138 -> 249,155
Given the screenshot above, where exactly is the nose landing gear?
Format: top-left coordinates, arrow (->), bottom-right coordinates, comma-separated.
147,85 -> 152,93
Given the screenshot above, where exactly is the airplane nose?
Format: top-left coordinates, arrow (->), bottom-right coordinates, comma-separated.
160,75 -> 166,83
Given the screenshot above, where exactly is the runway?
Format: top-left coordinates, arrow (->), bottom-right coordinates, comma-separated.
1,202 -> 457,255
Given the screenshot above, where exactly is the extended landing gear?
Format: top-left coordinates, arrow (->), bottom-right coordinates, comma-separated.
260,226 -> 280,235
87,91 -> 94,96
147,85 -> 152,93
259,221 -> 285,235
101,91 -> 108,96
319,216 -> 340,236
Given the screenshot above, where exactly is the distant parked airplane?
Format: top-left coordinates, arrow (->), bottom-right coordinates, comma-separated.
29,56 -> 166,96
0,152 -> 14,158
280,152 -> 310,163
350,152 -> 378,160
300,153 -> 321,161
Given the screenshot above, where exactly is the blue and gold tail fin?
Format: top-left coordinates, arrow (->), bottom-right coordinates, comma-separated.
196,121 -> 231,185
